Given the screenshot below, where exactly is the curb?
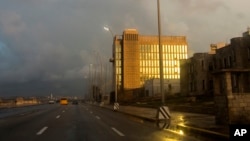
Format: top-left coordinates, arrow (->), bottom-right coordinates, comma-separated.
99,104 -> 229,140
100,105 -> 157,122
176,124 -> 229,141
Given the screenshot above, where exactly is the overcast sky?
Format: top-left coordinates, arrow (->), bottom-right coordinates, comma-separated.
0,0 -> 250,97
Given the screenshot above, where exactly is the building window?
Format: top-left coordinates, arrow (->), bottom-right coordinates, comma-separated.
202,80 -> 205,90
223,58 -> 227,68
209,80 -> 213,89
232,74 -> 238,87
213,58 -> 217,69
228,56 -> 232,68
219,59 -> 223,69
201,60 -> 204,71
231,73 -> 239,93
248,48 -> 250,60
208,62 -> 213,71
190,82 -> 193,92
189,64 -> 194,73
232,49 -> 236,62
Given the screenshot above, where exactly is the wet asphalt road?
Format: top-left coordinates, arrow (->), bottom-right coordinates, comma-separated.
0,103 -> 202,141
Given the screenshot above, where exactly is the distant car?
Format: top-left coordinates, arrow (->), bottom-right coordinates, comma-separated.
72,100 -> 78,105
48,100 -> 55,104
60,98 -> 68,105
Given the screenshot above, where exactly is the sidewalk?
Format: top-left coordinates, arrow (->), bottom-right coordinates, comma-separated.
100,104 -> 229,141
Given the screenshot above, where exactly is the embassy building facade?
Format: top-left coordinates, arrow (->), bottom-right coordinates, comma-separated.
112,29 -> 188,101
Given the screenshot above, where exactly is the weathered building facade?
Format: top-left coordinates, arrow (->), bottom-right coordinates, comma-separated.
213,31 -> 250,124
181,29 -> 250,124
180,53 -> 214,96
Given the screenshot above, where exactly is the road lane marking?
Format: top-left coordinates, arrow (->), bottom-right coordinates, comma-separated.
36,126 -> 48,135
56,115 -> 61,119
111,127 -> 125,136
62,110 -> 65,113
95,116 -> 100,120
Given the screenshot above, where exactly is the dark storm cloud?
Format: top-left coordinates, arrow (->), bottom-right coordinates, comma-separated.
0,0 -> 250,96
0,0 -> 154,96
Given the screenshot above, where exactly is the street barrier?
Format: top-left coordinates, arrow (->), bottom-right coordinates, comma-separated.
113,102 -> 119,111
156,106 -> 171,129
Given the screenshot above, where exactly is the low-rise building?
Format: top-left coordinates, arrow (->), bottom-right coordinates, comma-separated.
181,28 -> 250,124
180,52 -> 216,96
213,30 -> 250,124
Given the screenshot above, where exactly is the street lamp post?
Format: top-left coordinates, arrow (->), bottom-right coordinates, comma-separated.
104,26 -> 119,110
89,64 -> 93,101
157,0 -> 165,105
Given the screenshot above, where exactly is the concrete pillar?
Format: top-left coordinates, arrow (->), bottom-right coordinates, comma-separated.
214,72 -> 231,125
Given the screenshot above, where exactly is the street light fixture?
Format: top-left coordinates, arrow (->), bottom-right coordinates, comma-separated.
104,26 -> 114,37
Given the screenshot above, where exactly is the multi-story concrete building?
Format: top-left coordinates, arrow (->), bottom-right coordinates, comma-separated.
180,28 -> 250,97
180,53 -> 214,96
180,28 -> 250,124
213,29 -> 250,124
112,29 -> 188,101
180,43 -> 226,96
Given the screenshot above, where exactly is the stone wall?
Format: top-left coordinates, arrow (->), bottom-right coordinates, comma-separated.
227,94 -> 250,124
0,97 -> 39,108
214,95 -> 229,125
215,94 -> 250,125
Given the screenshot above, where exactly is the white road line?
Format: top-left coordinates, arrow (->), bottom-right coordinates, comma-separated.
62,110 -> 65,113
36,126 -> 48,135
56,115 -> 61,119
111,127 -> 125,136
95,116 -> 100,120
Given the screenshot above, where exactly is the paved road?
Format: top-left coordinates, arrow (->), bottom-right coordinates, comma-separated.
0,103 -> 203,141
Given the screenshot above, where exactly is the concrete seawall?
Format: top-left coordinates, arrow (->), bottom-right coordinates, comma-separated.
0,98 -> 41,109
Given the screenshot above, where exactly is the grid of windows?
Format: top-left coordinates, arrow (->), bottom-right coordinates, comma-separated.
140,44 -> 188,85
123,33 -> 140,89
115,40 -> 122,87
114,29 -> 188,90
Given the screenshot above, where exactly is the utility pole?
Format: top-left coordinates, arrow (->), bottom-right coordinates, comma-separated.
104,26 -> 119,110
157,0 -> 165,105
